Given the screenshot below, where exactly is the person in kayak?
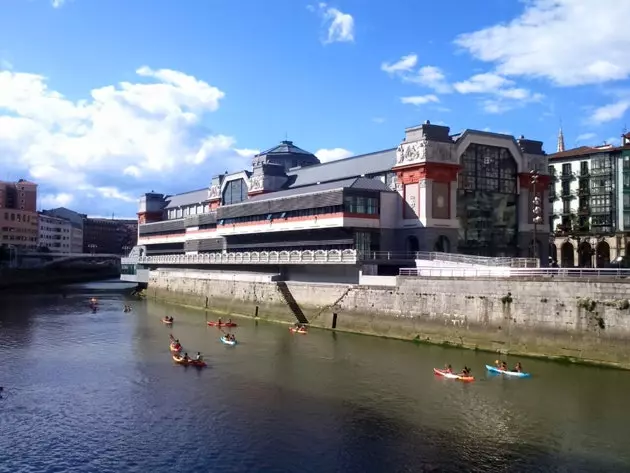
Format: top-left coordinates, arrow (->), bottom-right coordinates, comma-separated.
183,352 -> 190,362
444,364 -> 453,373
460,366 -> 471,377
195,352 -> 203,361
513,362 -> 523,373
227,318 -> 232,324
217,317 -> 222,325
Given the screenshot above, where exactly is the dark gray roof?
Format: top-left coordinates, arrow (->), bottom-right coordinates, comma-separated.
257,140 -> 315,156
286,148 -> 396,188
247,176 -> 392,203
165,188 -> 208,209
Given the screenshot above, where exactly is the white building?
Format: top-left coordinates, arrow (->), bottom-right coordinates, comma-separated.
38,213 -> 72,253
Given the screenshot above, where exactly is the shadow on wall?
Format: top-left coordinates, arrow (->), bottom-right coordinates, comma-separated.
276,281 -> 309,324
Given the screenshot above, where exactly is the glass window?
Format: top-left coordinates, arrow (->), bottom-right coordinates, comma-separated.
222,178 -> 248,206
356,197 -> 366,214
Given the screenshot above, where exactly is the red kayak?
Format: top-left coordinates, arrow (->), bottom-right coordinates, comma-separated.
433,368 -> 474,382
207,321 -> 237,327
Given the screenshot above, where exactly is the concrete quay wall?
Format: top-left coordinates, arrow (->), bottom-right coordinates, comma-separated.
148,269 -> 630,368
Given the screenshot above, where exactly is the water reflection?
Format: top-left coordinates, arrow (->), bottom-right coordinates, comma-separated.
0,284 -> 629,472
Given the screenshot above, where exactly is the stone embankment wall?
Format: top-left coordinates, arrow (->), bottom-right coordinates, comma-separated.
149,269 -> 630,368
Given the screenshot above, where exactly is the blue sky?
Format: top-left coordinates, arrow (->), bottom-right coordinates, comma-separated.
1,0 -> 629,217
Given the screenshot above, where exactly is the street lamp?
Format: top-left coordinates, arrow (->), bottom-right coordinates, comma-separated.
531,170 -> 543,264
88,243 -> 97,255
122,245 -> 131,256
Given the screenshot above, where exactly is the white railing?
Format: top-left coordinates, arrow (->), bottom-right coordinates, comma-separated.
400,267 -> 630,278
136,249 -> 358,265
415,251 -> 539,268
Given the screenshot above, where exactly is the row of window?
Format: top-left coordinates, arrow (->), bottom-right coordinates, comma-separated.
3,212 -> 36,223
167,204 -> 210,220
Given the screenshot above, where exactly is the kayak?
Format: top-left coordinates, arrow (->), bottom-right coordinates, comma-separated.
433,368 -> 475,382
172,355 -> 207,367
220,336 -> 237,346
485,365 -> 531,378
207,321 -> 237,327
162,318 -> 173,325
289,327 -> 307,334
169,343 -> 182,353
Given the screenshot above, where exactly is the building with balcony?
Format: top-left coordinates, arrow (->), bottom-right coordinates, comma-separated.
131,121 -> 549,282
0,179 -> 39,250
548,131 -> 630,267
42,207 -> 85,254
38,213 -> 72,252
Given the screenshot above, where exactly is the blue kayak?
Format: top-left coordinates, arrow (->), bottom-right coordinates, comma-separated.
220,336 -> 237,346
485,365 -> 531,378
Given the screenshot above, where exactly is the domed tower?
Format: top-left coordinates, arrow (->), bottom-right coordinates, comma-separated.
249,140 -> 320,196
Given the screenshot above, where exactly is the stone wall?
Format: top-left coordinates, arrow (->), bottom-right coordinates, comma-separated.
149,268 -> 630,368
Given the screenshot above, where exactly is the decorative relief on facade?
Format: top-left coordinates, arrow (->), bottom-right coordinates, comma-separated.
395,139 -> 456,166
408,195 -> 417,212
249,176 -> 264,192
419,179 -> 427,189
208,185 -> 220,200
395,182 -> 404,194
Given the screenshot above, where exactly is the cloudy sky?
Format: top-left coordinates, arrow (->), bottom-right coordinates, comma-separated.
1,0 -> 629,217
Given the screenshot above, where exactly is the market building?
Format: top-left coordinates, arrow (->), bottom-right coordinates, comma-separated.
131,121 -> 550,282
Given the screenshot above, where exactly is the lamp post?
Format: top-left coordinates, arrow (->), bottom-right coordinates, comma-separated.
531,170 -> 543,265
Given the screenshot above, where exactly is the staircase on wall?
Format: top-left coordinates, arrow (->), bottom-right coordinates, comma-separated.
276,281 -> 309,324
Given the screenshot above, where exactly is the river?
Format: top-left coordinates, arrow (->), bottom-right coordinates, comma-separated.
1,280 -> 629,472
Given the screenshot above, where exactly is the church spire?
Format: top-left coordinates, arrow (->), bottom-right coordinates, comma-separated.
557,125 -> 565,153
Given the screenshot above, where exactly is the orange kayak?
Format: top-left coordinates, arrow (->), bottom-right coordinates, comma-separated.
433,368 -> 474,382
289,327 -> 307,334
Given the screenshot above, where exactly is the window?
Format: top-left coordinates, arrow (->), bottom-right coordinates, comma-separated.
563,200 -> 571,213
580,161 -> 589,175
562,163 -> 572,175
222,178 -> 248,206
458,144 -> 517,194
343,195 -> 379,215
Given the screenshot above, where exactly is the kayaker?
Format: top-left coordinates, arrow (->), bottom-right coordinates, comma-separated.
444,364 -> 453,373
183,352 -> 190,362
195,352 -> 203,361
461,366 -> 471,376
227,318 -> 232,324
513,362 -> 523,373
500,361 -> 508,371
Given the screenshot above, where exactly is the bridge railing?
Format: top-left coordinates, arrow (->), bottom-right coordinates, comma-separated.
400,267 -> 630,278
136,249 -> 358,265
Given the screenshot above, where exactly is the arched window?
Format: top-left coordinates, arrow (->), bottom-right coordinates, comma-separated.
222,178 -> 248,206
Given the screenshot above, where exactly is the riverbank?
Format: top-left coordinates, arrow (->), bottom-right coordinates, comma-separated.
148,268 -> 630,369
0,267 -> 120,293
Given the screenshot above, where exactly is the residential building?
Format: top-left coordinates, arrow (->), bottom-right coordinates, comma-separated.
42,207 -> 85,253
133,121 -> 550,281
0,179 -> 39,250
83,218 -> 138,254
38,213 -> 72,252
548,130 -> 630,267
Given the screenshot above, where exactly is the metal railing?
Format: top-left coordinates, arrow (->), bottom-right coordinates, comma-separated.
357,251 -> 417,261
415,251 -> 539,268
135,249 -> 358,265
400,267 -> 630,278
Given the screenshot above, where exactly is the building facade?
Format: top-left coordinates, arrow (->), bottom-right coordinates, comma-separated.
134,122 -> 550,274
42,207 -> 85,253
84,218 -> 138,254
38,213 -> 72,253
548,132 -> 630,267
0,179 -> 39,250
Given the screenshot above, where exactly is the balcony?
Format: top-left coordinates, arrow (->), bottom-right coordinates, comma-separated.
578,207 -> 590,216
577,187 -> 590,196
560,172 -> 575,181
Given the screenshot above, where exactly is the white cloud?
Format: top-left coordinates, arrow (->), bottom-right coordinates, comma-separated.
381,54 -> 417,74
0,66 -> 255,214
404,66 -> 452,94
591,100 -> 630,124
39,192 -> 74,208
454,72 -> 543,113
372,117 -> 386,124
51,0 -> 66,7
312,3 -> 355,44
315,147 -> 353,163
382,54 -> 451,94
455,0 -> 630,87
576,132 -> 597,142
400,95 -> 439,106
